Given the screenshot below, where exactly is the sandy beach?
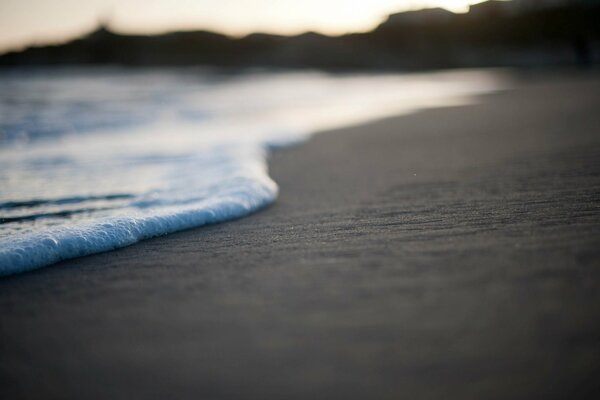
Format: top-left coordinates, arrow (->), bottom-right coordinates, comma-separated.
1,70 -> 599,399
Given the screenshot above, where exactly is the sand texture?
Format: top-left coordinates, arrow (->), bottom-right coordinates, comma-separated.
1,71 -> 600,399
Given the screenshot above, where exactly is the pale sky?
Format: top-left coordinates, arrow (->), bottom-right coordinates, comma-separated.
0,0 -> 488,53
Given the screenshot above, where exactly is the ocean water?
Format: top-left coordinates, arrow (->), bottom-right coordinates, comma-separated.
0,68 -> 504,276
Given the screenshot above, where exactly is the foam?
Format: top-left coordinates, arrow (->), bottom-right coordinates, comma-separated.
0,167 -> 276,275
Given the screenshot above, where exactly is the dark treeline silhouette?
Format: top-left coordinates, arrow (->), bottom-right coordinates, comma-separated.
1,1 -> 599,70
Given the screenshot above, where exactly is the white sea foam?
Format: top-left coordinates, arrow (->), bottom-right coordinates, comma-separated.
0,68 -> 506,276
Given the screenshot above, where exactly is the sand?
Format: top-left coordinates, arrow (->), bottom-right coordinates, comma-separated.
1,70 -> 600,399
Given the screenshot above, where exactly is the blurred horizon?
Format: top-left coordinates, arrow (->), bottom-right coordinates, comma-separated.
0,0 -> 491,53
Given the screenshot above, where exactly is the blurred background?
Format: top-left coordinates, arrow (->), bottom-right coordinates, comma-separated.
1,0 -> 599,70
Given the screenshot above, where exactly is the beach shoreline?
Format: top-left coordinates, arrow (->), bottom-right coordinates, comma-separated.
1,69 -> 600,399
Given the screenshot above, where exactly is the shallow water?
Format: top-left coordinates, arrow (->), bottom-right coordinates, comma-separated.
0,67 -> 505,275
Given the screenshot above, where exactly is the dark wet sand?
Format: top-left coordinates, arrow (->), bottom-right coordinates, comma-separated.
1,71 -> 600,399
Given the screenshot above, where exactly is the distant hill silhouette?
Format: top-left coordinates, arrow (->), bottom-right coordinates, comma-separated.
1,2 -> 599,70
